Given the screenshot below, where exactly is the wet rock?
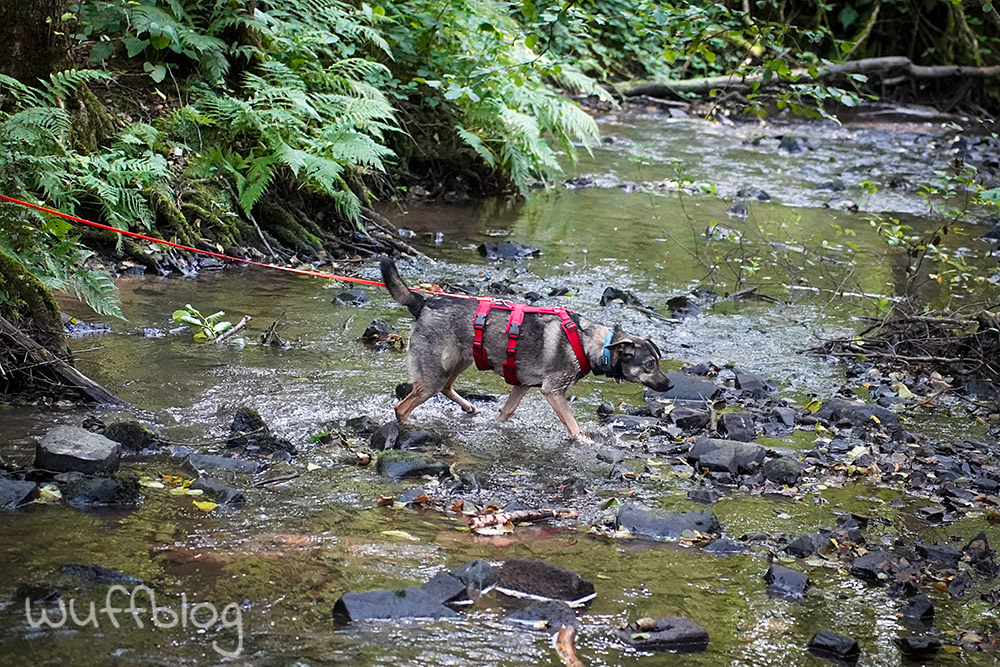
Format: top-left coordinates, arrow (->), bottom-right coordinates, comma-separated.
705,537 -> 746,554
688,489 -> 721,504
600,287 -> 643,307
548,286 -> 569,297
688,437 -> 765,475
849,551 -> 913,587
332,587 -> 459,624
772,406 -> 798,427
488,281 -> 517,296
36,426 -> 121,475
101,420 -> 164,453
813,398 -> 901,434
371,422 -> 442,451
0,478 -> 38,508
15,583 -> 61,605
734,370 -> 774,399
645,373 -> 720,404
762,458 -> 804,486
726,204 -> 749,220
670,406 -> 711,431
900,594 -> 934,623
947,570 -> 974,599
360,318 -> 396,344
717,412 -> 757,442
421,572 -> 469,605
451,559 -> 498,592
736,187 -> 771,201
764,564 -> 810,600
496,559 -> 595,604
60,474 -> 140,507
332,289 -> 370,306
227,406 -> 296,457
478,241 -> 540,261
60,563 -> 141,585
786,534 -> 830,558
376,451 -> 448,481
807,630 -> 859,663
613,617 -> 709,653
894,636 -> 941,658
524,291 -> 542,303
606,414 -> 664,433
345,415 -> 378,435
778,136 -> 807,153
505,600 -> 578,631
63,315 -> 112,338
191,477 -> 245,507
963,531 -> 999,578
616,502 -> 721,540
666,295 -> 701,319
816,180 -> 846,191
184,454 -> 261,475
915,540 -> 962,568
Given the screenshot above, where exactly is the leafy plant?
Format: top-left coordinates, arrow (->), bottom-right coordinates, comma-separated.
172,304 -> 232,341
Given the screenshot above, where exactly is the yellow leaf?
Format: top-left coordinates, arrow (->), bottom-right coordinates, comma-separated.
36,483 -> 62,504
139,479 -> 165,489
193,500 -> 218,512
869,414 -> 881,424
804,399 -> 822,412
380,530 -> 418,541
306,463 -> 322,472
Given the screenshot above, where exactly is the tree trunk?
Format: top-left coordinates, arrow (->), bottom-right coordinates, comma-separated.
0,0 -> 70,84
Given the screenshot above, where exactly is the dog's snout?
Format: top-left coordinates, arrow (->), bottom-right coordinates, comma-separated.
646,373 -> 673,393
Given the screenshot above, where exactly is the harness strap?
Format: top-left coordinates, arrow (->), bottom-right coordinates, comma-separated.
472,299 -> 492,371
502,304 -> 526,385
556,309 -> 591,378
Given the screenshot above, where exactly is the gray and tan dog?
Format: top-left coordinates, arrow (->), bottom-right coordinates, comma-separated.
379,258 -> 672,440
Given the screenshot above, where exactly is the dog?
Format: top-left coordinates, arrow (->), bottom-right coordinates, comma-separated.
379,258 -> 672,440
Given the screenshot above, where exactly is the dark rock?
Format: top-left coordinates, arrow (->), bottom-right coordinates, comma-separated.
332,289 -> 370,306
849,551 -> 913,586
736,187 -> 771,201
524,291 -> 542,303
184,454 -> 261,475
505,600 -> 578,631
764,564 -> 810,600
421,572 -> 469,605
376,451 -> 448,481
227,407 -> 296,457
332,587 -> 459,623
452,559 -> 498,592
915,540 -> 962,568
947,570 -> 975,599
60,563 -> 141,585
60,474 -> 140,507
612,617 -> 709,653
478,241 -> 540,261
36,426 -> 121,475
786,534 -> 830,558
705,537 -> 746,554
762,458 -> 804,486
772,407 -> 797,427
688,489 -> 721,504
101,421 -> 164,453
360,318 -> 396,344
548,286 -> 569,297
778,136 -> 808,153
371,423 -> 441,451
670,406 -> 711,431
488,281 -> 517,296
606,414 -> 663,433
807,630 -> 859,663
600,287 -> 643,307
666,295 -> 702,318
596,402 -> 615,421
726,204 -> 749,220
688,437 -> 765,474
813,399 -> 901,434
816,180 -> 846,191
894,636 -> 941,657
63,315 -> 112,338
616,502 -> 721,540
900,594 -> 934,623
646,373 -> 720,405
395,382 -> 413,399
496,559 -> 595,604
963,531 -> 998,578
190,477 -> 245,507
0,478 -> 37,508
734,370 -> 774,399
15,583 -> 61,605
345,415 -> 378,435
717,412 -> 757,442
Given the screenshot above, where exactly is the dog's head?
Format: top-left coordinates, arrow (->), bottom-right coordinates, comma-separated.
607,325 -> 672,391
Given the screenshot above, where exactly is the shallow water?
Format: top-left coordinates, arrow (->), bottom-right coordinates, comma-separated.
2,111 -> 999,665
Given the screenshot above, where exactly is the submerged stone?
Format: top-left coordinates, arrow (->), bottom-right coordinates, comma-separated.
421,572 -> 469,605
762,458 -> 804,486
900,594 -> 934,623
60,474 -> 140,507
102,421 -> 164,453
495,559 -> 595,604
600,287 -> 644,307
191,477 -> 245,507
376,450 -> 448,481
371,422 -> 441,451
451,559 -> 497,592
332,587 -> 459,624
704,537 -> 746,555
786,534 -> 830,558
332,289 -> 370,306
894,636 -> 941,657
764,564 -> 810,600
60,563 -> 141,585
613,616 -> 709,653
505,600 -> 578,631
478,241 -> 540,261
184,454 -> 261,475
361,318 -> 396,344
808,630 -> 859,663
227,406 -> 296,457
646,373 -> 720,404
36,426 -> 121,475
849,551 -> 913,586
0,478 -> 37,509
616,502 -> 721,540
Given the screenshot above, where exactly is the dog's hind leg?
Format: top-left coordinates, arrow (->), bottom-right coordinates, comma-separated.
394,381 -> 434,422
540,387 -> 586,440
497,384 -> 531,422
441,362 -> 477,414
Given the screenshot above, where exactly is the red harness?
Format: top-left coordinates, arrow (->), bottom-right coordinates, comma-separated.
471,299 -> 591,385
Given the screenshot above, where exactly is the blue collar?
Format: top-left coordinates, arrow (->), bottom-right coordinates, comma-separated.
600,330 -> 614,373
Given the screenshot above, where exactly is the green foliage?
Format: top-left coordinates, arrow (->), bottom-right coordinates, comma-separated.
172,303 -> 232,341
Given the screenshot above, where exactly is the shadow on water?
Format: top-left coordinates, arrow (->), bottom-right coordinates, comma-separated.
2,112 -> 999,665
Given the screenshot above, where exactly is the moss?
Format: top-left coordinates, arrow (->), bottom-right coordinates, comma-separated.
0,247 -> 63,351
69,86 -> 115,153
258,199 -> 323,253
147,188 -> 195,246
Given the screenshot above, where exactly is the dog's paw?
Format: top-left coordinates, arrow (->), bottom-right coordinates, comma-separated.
572,432 -> 595,445
462,405 -> 478,415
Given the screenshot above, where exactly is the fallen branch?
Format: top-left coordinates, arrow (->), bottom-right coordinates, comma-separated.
0,315 -> 127,406
215,315 -> 251,345
468,508 -> 578,531
614,56 -> 1000,98
252,473 -> 300,488
555,625 -> 585,667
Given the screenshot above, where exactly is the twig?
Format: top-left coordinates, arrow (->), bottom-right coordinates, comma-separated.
468,508 -> 578,531
215,315 -> 251,344
555,625 -> 585,667
252,473 -> 300,488
624,304 -> 680,324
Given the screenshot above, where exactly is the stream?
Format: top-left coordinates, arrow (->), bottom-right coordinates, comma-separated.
2,106 -> 999,665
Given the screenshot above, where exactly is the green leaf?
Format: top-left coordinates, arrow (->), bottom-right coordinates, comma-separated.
839,6 -> 859,29
89,41 -> 114,63
525,34 -> 538,50
149,33 -> 171,51
123,37 -> 150,58
172,309 -> 191,322
213,321 -> 233,333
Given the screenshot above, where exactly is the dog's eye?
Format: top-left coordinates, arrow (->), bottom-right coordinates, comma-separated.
622,352 -> 634,362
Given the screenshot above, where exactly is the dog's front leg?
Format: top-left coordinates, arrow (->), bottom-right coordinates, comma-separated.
497,385 -> 531,421
540,388 -> 587,441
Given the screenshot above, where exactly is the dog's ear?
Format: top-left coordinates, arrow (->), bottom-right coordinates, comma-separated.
608,324 -> 633,347
648,340 -> 662,358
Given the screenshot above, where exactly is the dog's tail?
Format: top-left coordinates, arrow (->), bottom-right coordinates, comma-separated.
379,257 -> 425,318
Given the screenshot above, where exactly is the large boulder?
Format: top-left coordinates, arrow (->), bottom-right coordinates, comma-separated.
616,502 -> 721,540
36,426 -> 121,474
688,437 -> 765,475
495,559 -> 595,605
332,587 -> 459,624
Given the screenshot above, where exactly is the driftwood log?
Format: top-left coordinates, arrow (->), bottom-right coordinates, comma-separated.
0,314 -> 126,405
614,57 -> 1000,98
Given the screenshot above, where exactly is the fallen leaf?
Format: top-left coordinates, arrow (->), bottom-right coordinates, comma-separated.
306,463 -> 322,472
193,500 -> 218,512
380,529 -> 418,541
36,483 -> 62,504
